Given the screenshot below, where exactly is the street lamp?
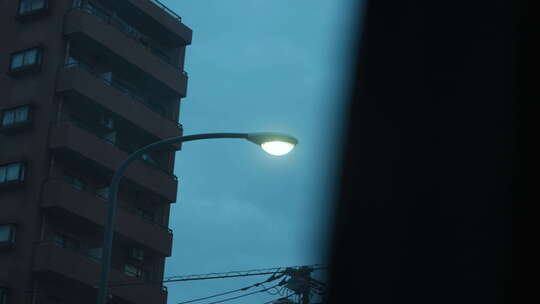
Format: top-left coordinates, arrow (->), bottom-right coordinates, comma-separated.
247,133 -> 298,156
97,132 -> 297,304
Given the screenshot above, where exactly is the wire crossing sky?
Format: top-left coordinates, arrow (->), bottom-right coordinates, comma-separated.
108,264 -> 326,287
160,0 -> 362,303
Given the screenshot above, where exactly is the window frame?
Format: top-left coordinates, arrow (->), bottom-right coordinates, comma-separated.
95,186 -> 110,200
129,247 -> 145,261
123,264 -> 148,280
64,173 -> 87,191
51,232 -> 80,251
141,153 -> 158,166
8,47 -> 43,75
87,246 -> 103,262
17,0 -> 50,17
0,224 -> 17,248
0,161 -> 26,186
133,206 -> 155,222
0,104 -> 33,132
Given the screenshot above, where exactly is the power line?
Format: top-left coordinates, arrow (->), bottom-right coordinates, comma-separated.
176,272 -> 289,304
109,264 -> 326,287
261,293 -> 295,304
176,282 -> 260,304
260,282 -> 281,295
165,264 -> 326,282
193,283 -> 281,304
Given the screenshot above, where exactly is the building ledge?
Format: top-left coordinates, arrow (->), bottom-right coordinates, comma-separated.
33,241 -> 167,304
42,179 -> 173,256
48,121 -> 178,202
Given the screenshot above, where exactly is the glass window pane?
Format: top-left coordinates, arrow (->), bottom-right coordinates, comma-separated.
0,166 -> 6,183
10,53 -> 24,69
124,264 -> 138,277
20,165 -> 25,181
19,1 -> 32,14
35,49 -> 42,64
31,0 -> 46,10
0,225 -> 10,242
67,56 -> 78,65
52,233 -> 66,247
131,248 -> 144,260
23,49 -> 38,65
100,72 -> 112,82
2,111 -> 15,126
88,247 -> 103,261
67,175 -> 86,190
6,163 -> 21,181
74,179 -> 85,190
96,187 -> 109,199
15,106 -> 29,122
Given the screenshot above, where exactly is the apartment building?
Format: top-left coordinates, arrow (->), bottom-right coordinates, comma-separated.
0,0 -> 192,303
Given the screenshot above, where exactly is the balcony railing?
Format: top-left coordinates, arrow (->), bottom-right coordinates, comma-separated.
63,118 -> 177,178
69,3 -> 188,77
147,0 -> 183,23
47,177 -> 173,233
62,62 -> 182,128
34,240 -> 167,289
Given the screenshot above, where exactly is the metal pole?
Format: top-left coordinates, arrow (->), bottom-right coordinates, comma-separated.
97,133 -> 248,304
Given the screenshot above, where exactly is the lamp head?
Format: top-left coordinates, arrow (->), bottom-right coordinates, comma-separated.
246,133 -> 298,156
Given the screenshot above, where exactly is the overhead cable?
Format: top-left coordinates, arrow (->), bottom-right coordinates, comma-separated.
176,272 -> 288,304
176,283 -> 258,304
261,293 -> 295,304
166,264 -> 325,281
109,264 -> 326,287
192,283 -> 282,304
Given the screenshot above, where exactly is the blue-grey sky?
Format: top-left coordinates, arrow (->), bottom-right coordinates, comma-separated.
161,1 -> 361,303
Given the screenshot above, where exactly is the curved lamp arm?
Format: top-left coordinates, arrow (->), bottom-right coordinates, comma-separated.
97,132 -> 296,304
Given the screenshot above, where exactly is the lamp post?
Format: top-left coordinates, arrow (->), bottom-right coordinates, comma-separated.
97,132 -> 298,304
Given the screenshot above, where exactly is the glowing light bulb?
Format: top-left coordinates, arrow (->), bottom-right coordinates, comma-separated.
261,141 -> 295,156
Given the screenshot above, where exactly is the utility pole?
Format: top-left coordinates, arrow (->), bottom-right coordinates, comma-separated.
282,266 -> 323,304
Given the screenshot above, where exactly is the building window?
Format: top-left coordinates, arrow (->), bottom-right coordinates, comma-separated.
64,174 -> 86,191
0,224 -> 17,244
51,233 -> 80,250
141,153 -> 158,167
123,264 -> 148,280
99,114 -> 115,130
148,102 -> 167,117
18,0 -> 48,16
87,247 -> 103,262
134,207 -> 155,222
1,105 -> 32,130
9,48 -> 43,74
129,248 -> 145,261
95,186 -> 110,200
0,162 -> 26,185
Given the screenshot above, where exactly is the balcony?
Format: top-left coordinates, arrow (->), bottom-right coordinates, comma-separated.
64,8 -> 188,97
127,0 -> 192,44
48,121 -> 178,202
56,63 -> 182,139
33,241 -> 167,304
42,179 -> 173,256
147,0 -> 183,22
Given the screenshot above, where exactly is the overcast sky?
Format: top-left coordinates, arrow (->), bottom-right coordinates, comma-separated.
161,1 -> 361,303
